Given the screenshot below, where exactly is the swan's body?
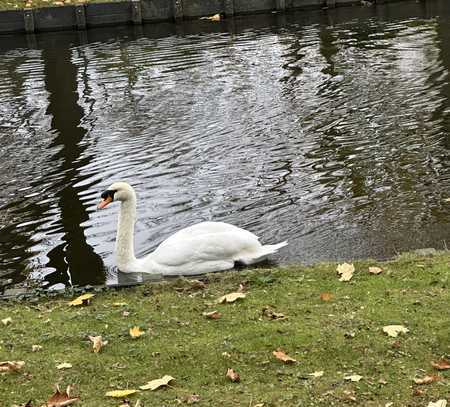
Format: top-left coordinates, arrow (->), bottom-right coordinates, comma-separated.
98,182 -> 287,275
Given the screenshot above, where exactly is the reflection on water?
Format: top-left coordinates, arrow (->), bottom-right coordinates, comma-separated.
0,0 -> 450,290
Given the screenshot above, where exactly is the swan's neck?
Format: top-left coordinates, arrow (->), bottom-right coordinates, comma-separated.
116,199 -> 138,271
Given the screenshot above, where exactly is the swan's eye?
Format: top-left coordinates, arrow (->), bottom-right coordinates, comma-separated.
101,190 -> 116,201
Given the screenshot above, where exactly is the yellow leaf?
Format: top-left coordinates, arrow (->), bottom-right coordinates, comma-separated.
382,325 -> 409,337
272,349 -> 297,364
112,302 -> 128,307
1,317 -> 12,326
139,375 -> 175,390
368,266 -> 383,274
56,362 -> 72,369
68,293 -> 95,306
105,389 -> 138,397
336,263 -> 354,282
129,326 -> 145,338
217,292 -> 246,303
199,13 -> 221,21
0,361 -> 25,373
88,335 -> 108,353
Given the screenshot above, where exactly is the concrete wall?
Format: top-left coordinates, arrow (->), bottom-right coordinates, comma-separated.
0,0 -> 421,34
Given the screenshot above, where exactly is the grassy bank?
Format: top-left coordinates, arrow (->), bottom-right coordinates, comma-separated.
1,252 -> 449,406
0,0 -> 111,11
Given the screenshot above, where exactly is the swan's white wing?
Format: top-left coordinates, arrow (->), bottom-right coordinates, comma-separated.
149,231 -> 260,267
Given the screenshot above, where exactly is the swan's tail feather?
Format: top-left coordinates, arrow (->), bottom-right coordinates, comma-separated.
261,241 -> 288,254
237,241 -> 288,265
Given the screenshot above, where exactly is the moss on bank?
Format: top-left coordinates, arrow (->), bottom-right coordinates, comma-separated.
1,252 -> 449,406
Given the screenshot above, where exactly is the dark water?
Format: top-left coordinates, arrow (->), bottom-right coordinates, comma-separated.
1,0 -> 450,290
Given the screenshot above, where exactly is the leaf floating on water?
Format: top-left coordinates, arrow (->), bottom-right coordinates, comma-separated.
199,13 -> 221,21
344,374 -> 363,382
46,386 -> 79,406
0,360 -> 25,373
382,325 -> 409,337
88,335 -> 108,353
431,358 -> 450,370
217,292 -> 246,303
68,293 -> 95,306
226,368 -> 240,382
105,389 -> 138,398
273,349 -> 297,364
368,266 -> 383,275
129,326 -> 145,339
139,375 -> 175,390
336,263 -> 354,282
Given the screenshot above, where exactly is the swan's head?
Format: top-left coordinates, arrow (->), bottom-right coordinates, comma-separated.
98,181 -> 136,209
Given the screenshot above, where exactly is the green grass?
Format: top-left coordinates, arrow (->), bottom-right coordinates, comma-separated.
1,252 -> 449,406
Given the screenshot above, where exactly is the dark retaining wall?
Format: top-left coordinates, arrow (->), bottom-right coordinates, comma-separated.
0,0 -> 419,35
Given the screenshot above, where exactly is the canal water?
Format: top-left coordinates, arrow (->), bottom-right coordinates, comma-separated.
1,0 -> 449,290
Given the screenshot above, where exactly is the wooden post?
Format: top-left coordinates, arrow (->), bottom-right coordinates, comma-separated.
131,0 -> 142,24
23,8 -> 34,33
223,0 -> 234,17
75,4 -> 86,30
173,0 -> 183,21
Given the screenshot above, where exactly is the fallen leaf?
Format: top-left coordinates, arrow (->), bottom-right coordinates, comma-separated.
32,344 -> 43,352
53,1 -> 64,5
226,368 -> 240,382
413,375 -> 441,384
344,374 -> 363,382
112,302 -> 128,307
203,310 -> 221,319
46,386 -> 79,406
88,335 -> 108,353
368,266 -> 383,274
1,317 -> 12,326
385,403 -> 393,407
309,371 -> 324,378
412,388 -> 424,396
56,362 -> 72,370
383,325 -> 409,337
185,394 -> 200,404
427,401 -> 447,407
336,263 -> 354,282
217,292 -> 246,303
199,13 -> 221,21
139,375 -> 175,390
431,358 -> 450,370
129,326 -> 145,338
105,390 -> 138,398
262,306 -> 286,320
273,349 -> 297,364
0,361 -> 25,373
320,292 -> 333,301
68,293 -> 95,306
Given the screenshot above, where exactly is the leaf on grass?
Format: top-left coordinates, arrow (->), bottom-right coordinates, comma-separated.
46,385 -> 79,406
273,349 -> 297,364
32,344 -> 43,352
431,358 -> 450,370
139,375 -> 175,390
382,325 -> 409,337
344,374 -> 363,382
88,335 -> 108,353
413,375 -> 441,384
368,266 -> 383,275
309,371 -> 324,378
56,362 -> 72,370
320,292 -> 333,301
112,302 -> 128,307
185,394 -> 200,404
1,317 -> 12,326
427,401 -> 447,407
217,292 -> 246,303
336,263 -> 354,282
0,361 -> 25,373
203,310 -> 221,320
226,368 -> 240,382
199,13 -> 221,21
105,390 -> 138,398
262,307 -> 286,320
68,293 -> 95,306
129,326 -> 145,339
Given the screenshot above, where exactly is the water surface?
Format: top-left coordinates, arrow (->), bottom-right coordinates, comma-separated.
1,0 -> 450,290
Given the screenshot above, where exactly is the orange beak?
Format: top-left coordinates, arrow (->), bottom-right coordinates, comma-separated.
97,196 -> 113,209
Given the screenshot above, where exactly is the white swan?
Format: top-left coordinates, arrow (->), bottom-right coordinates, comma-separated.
98,182 -> 287,275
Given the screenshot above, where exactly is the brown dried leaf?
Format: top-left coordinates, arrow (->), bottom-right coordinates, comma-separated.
217,292 -> 246,303
272,349 -> 297,364
88,335 -> 108,353
0,361 -> 25,373
431,358 -> 450,370
413,375 -> 441,385
320,292 -> 333,301
46,386 -> 79,406
226,368 -> 240,382
203,310 -> 221,320
262,307 -> 286,320
336,263 -> 354,282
